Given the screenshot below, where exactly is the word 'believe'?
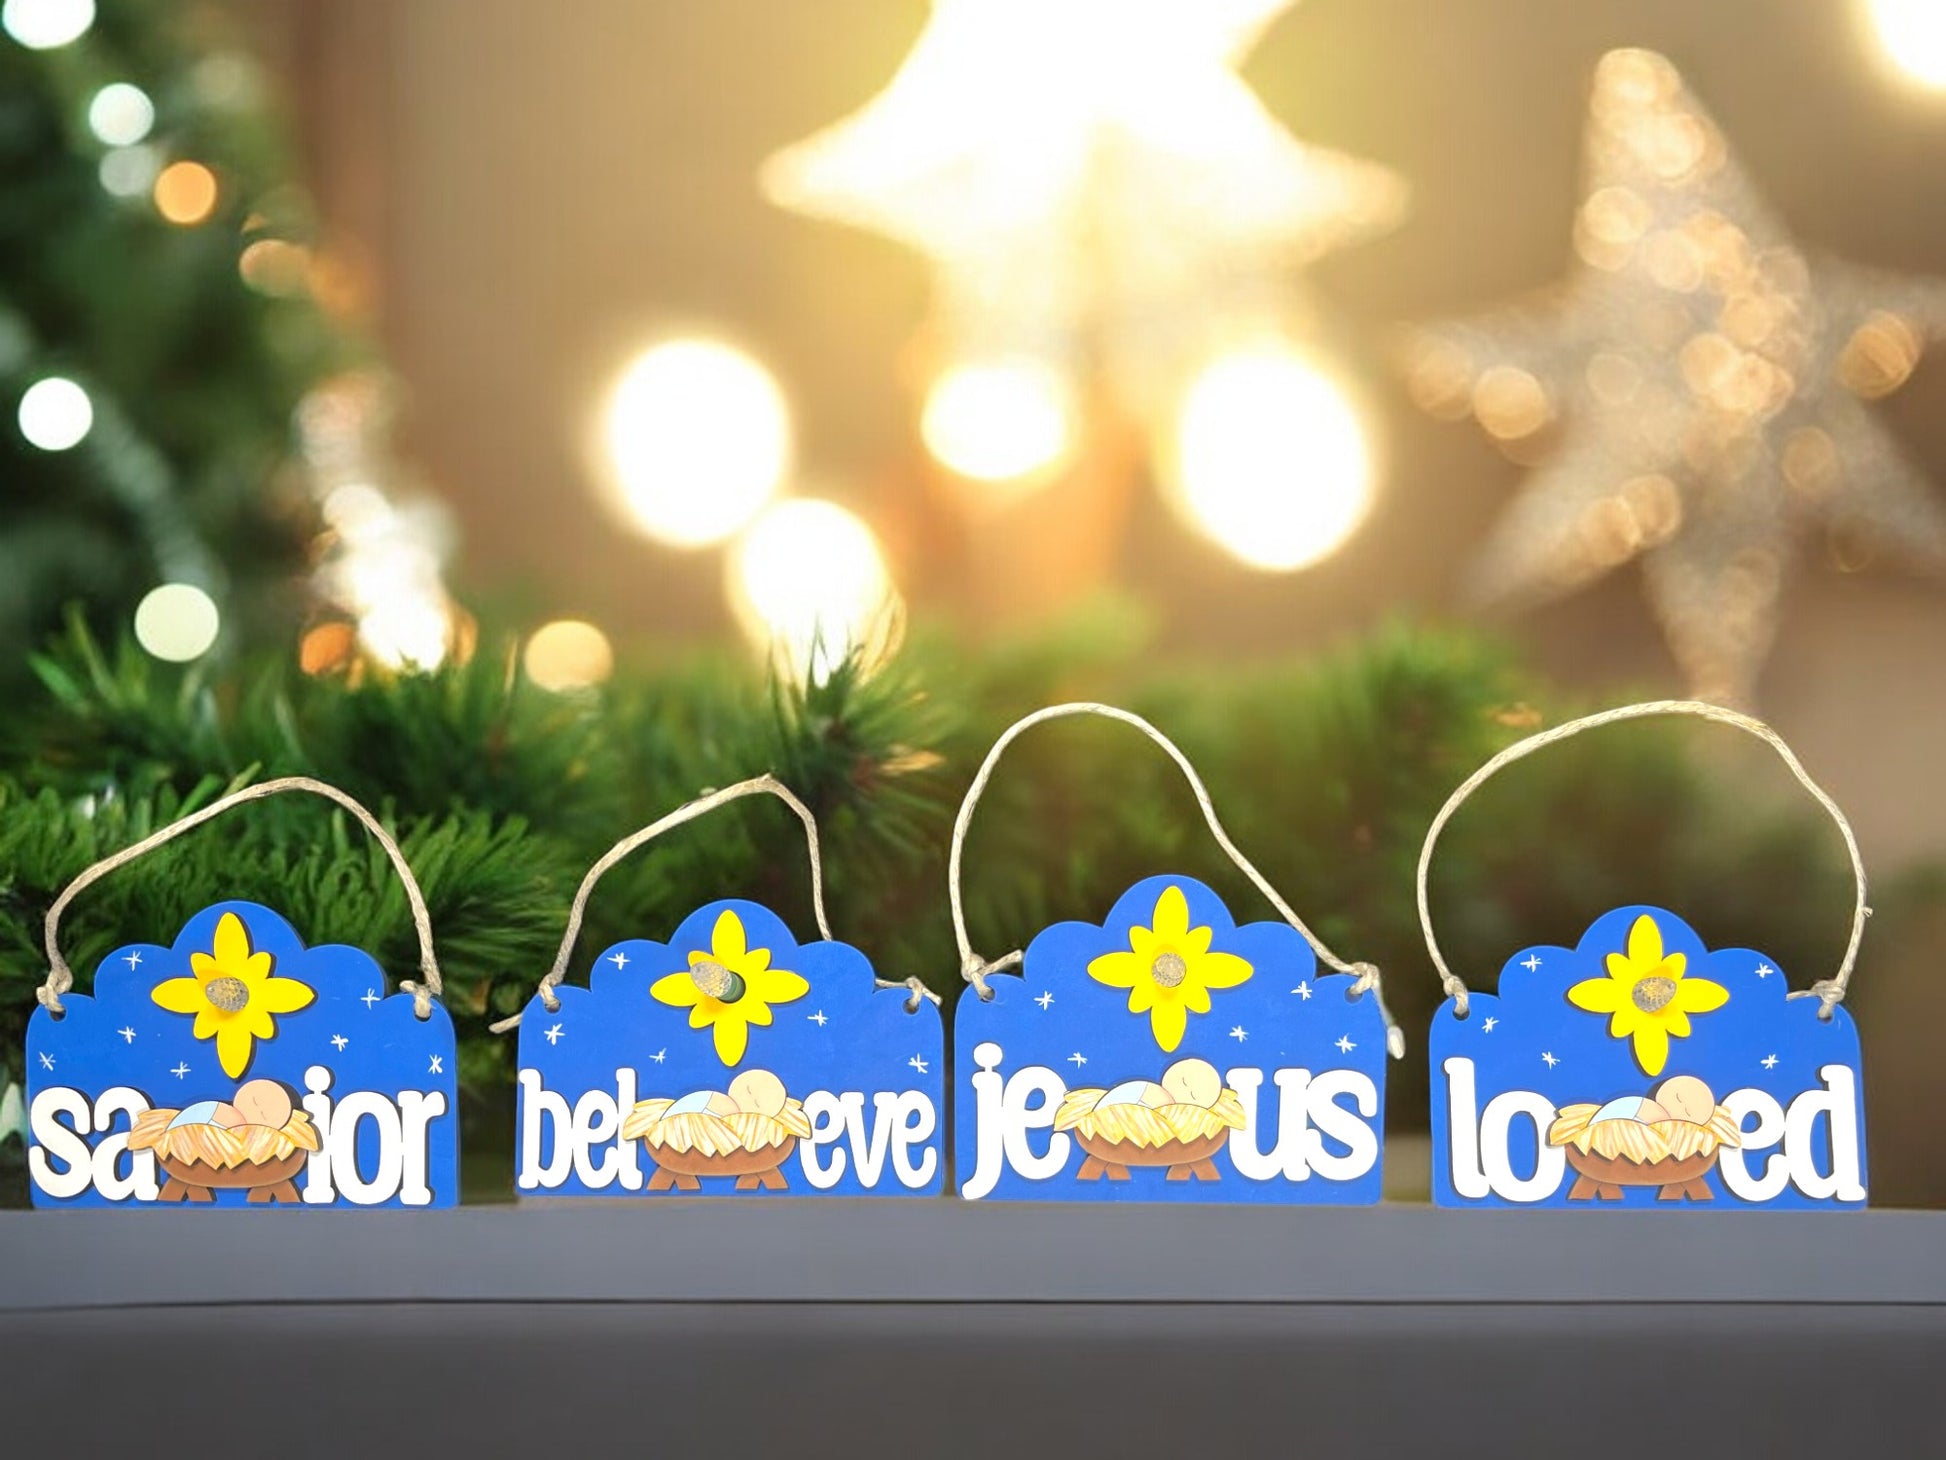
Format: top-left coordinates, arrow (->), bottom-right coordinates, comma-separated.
517,1068 -> 938,1192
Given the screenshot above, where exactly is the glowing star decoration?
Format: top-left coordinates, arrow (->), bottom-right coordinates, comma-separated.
514,900 -> 944,1198
1404,48 -> 1946,705
651,909 -> 810,1066
1430,906 -> 1866,1210
958,875 -> 1388,1204
24,902 -> 459,1209
1087,883 -> 1253,1052
764,0 -> 1404,425
151,911 -> 316,1078
1566,912 -> 1728,1075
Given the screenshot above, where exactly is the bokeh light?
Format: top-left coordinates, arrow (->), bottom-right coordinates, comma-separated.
1165,347 -> 1375,571
920,358 -> 1076,483
17,376 -> 93,451
153,160 -> 218,225
601,337 -> 790,547
98,143 -> 159,197
524,618 -> 615,692
2,0 -> 93,49
728,498 -> 900,679
1870,0 -> 1946,87
87,82 -> 154,146
133,583 -> 220,662
358,598 -> 450,672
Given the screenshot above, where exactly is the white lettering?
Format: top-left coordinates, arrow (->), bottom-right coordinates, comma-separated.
1478,1090 -> 1564,1204
328,1092 -> 403,1205
1306,1069 -> 1381,1182
517,1067 -> 573,1191
1441,1057 -> 1490,1200
1227,1068 -> 1313,1181
27,1086 -> 92,1201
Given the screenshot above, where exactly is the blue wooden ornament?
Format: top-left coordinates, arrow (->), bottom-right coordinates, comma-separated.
956,875 -> 1388,1203
1430,904 -> 1867,1209
25,901 -> 459,1209
515,899 -> 945,1197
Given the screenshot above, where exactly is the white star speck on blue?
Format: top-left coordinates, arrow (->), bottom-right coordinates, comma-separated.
808,1010 -> 828,1026
38,1052 -> 54,1070
545,1023 -> 565,1045
1541,1051 -> 1559,1068
609,951 -> 630,969
117,1026 -> 137,1044
650,1048 -> 667,1064
909,1055 -> 929,1074
1292,981 -> 1312,1000
1481,1017 -> 1498,1033
428,1055 -> 443,1074
330,1034 -> 349,1052
1756,964 -> 1774,979
1763,1053 -> 1779,1069
1035,991 -> 1054,1010
124,951 -> 143,970
1522,955 -> 1542,972
1336,1035 -> 1355,1054
361,988 -> 381,1009
1069,1052 -> 1087,1068
171,1062 -> 190,1079
1229,1025 -> 1247,1042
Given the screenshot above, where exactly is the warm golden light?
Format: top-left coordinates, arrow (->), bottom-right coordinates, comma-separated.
2,0 -> 92,49
238,238 -> 311,297
1167,347 -> 1375,571
153,161 -> 218,225
17,376 -> 92,451
1870,0 -> 1946,87
133,583 -> 220,663
601,338 -> 790,548
523,619 -> 615,692
728,499 -> 900,679
921,358 -> 1076,483
358,599 -> 450,672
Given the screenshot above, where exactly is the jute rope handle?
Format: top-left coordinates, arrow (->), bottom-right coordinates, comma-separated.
1416,699 -> 1869,1022
950,702 -> 1403,1059
37,775 -> 444,1020
492,773 -> 938,1033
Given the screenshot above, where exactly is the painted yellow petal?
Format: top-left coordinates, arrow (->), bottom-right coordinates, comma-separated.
1152,885 -> 1191,941
689,1002 -> 713,1029
1661,949 -> 1687,980
1632,1021 -> 1669,1077
1088,950 -> 1143,989
1602,951 -> 1636,982
192,1009 -> 220,1040
744,1000 -> 775,1028
215,1022 -> 255,1079
710,908 -> 747,963
652,972 -> 703,1008
751,966 -> 809,1006
256,976 -> 315,1016
1663,1008 -> 1691,1039
1674,977 -> 1728,1013
1196,951 -> 1252,989
245,1006 -> 275,1040
714,1012 -> 750,1065
189,951 -> 218,981
1151,997 -> 1188,1053
1626,913 -> 1663,967
742,946 -> 772,975
151,977 -> 204,1014
1607,1005 -> 1641,1040
1181,983 -> 1211,1014
1567,977 -> 1625,1013
1128,925 -> 1157,960
212,911 -> 253,967
1181,925 -> 1212,957
1125,981 -> 1155,1015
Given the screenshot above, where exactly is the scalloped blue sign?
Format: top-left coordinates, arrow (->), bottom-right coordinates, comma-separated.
25,901 -> 459,1208
1430,905 -> 1866,1209
514,899 -> 944,1197
955,875 -> 1387,1203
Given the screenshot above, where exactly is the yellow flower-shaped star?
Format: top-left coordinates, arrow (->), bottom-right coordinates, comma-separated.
1566,913 -> 1729,1076
151,911 -> 316,1078
650,909 -> 810,1066
1087,884 -> 1253,1053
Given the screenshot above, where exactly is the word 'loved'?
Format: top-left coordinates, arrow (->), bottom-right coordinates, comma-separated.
962,1040 -> 1379,1199
29,1066 -> 447,1207
1442,1057 -> 1865,1204
516,1068 -> 938,1193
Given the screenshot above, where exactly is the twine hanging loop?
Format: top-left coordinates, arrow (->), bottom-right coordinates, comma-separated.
1414,700 -> 1870,1022
37,776 -> 444,1020
948,701 -> 1404,1059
